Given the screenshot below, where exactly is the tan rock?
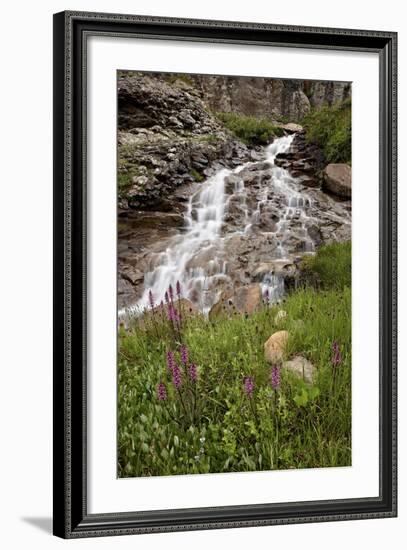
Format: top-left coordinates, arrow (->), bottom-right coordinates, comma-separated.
322,163 -> 352,198
283,355 -> 315,384
209,284 -> 262,318
264,330 -> 289,363
281,122 -> 304,134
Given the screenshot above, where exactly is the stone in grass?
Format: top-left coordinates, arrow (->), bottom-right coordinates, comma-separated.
264,330 -> 289,363
283,355 -> 315,384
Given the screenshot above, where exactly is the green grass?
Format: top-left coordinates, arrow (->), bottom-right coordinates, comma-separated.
118,275 -> 351,477
302,241 -> 351,289
216,112 -> 284,146
302,99 -> 351,164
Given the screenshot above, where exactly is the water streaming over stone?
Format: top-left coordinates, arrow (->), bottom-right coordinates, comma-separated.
266,137 -> 315,259
123,134 -> 326,318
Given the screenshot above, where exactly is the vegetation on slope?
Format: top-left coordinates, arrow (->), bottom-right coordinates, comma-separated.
216,112 -> 284,146
302,99 -> 351,164
301,241 -> 351,289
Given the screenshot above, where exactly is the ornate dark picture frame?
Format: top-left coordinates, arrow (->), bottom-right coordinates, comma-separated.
53,10 -> 397,539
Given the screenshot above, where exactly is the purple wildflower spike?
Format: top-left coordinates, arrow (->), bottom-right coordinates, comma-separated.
243,376 -> 254,398
176,280 -> 182,298
166,350 -> 175,373
180,344 -> 189,366
164,291 -> 170,305
167,304 -> 180,325
157,381 -> 167,401
168,284 -> 174,302
167,304 -> 176,322
148,290 -> 154,309
332,341 -> 342,367
263,288 -> 269,302
159,300 -> 164,311
271,365 -> 281,390
172,364 -> 182,389
188,363 -> 198,383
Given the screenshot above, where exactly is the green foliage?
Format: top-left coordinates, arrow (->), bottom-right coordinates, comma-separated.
302,241 -> 351,290
117,144 -> 145,195
118,285 -> 351,477
216,112 -> 284,146
190,168 -> 205,182
302,99 -> 351,164
117,172 -> 132,190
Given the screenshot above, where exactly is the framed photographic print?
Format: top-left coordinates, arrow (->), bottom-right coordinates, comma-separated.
53,11 -> 397,538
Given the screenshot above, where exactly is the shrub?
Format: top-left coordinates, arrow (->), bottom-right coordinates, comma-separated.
302,241 -> 351,289
302,99 -> 351,164
216,112 -> 284,146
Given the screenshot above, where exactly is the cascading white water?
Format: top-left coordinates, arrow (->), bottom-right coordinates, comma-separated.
124,134 -> 316,318
136,167 -> 235,315
242,135 -> 315,301
260,134 -> 315,259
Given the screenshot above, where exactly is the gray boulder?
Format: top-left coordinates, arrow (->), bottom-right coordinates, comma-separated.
283,356 -> 316,384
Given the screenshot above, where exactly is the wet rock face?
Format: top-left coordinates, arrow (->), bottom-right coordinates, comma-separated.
118,212 -> 183,309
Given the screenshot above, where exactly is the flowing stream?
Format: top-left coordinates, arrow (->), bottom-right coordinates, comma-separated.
127,134 -> 317,317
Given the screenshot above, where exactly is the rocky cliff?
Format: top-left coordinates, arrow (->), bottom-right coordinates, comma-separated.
191,75 -> 350,122
118,72 -> 251,213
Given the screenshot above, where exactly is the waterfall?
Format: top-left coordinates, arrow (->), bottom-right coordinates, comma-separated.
123,134 -> 315,318
138,167 -> 232,315
254,134 -> 314,258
